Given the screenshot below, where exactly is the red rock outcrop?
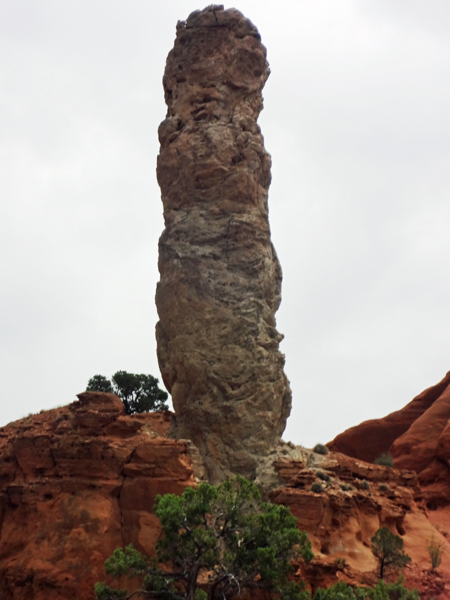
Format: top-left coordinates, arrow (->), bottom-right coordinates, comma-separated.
270,449 -> 450,598
155,5 -> 291,482
328,371 -> 450,504
1,396 -> 450,599
0,392 -> 197,600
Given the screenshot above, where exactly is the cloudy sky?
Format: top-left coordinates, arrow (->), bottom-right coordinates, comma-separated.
1,0 -> 450,448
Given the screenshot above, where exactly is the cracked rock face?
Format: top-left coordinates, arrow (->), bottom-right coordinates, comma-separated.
155,5 -> 292,482
0,394 -> 197,600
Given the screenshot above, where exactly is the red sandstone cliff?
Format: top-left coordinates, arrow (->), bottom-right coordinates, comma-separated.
1,392 -> 450,599
328,371 -> 450,505
0,392 -> 198,600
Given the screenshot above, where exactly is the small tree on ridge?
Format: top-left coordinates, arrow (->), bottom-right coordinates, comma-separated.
87,371 -> 168,415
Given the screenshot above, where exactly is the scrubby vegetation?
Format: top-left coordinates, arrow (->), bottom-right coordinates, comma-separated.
86,371 -> 168,415
311,482 -> 324,493
427,536 -> 443,570
94,480 -> 423,600
313,443 -> 329,455
374,453 -> 394,467
313,579 -> 419,599
96,476 -> 313,600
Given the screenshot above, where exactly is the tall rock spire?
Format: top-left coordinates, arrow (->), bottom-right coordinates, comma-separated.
155,5 -> 291,482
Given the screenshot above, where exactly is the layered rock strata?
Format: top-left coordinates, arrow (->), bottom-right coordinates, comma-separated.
328,371 -> 450,503
271,450 -> 450,598
0,393 -> 197,600
155,5 -> 291,481
1,397 -> 449,598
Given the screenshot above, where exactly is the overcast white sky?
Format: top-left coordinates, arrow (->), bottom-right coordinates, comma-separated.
1,1 -> 450,448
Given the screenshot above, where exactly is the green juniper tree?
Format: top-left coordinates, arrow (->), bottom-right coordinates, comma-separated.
95,476 -> 313,600
371,528 -> 411,580
86,371 -> 168,415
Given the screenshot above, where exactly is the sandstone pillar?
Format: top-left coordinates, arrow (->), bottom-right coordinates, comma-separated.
155,5 -> 291,482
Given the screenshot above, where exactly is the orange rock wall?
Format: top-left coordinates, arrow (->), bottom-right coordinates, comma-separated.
0,392 -> 196,600
328,371 -> 450,503
2,391 -> 450,599
271,452 -> 450,598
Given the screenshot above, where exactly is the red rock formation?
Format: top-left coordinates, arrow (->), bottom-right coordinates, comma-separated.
270,450 -> 450,598
328,371 -> 450,504
328,371 -> 450,464
1,396 -> 449,599
0,392 -> 197,600
155,5 -> 291,482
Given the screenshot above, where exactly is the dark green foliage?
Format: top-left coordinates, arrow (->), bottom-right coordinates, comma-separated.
374,453 -> 394,468
378,484 -> 389,492
87,375 -> 113,394
313,579 -> 420,600
313,444 -> 329,455
86,371 -> 168,415
96,476 -> 313,600
94,582 -> 126,599
316,580 -> 420,600
317,471 -> 330,482
311,482 -> 323,493
360,480 -> 370,490
364,578 -> 420,599
371,528 -> 411,580
312,582 -> 367,600
333,557 -> 347,570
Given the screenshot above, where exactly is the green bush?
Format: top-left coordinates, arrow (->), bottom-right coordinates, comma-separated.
96,476 -> 313,600
379,483 -> 389,492
313,582 -> 367,600
374,453 -> 394,467
86,371 -> 168,415
311,482 -> 324,493
317,471 -> 330,482
360,480 -> 370,490
333,557 -> 347,570
313,444 -> 329,455
364,578 -> 420,599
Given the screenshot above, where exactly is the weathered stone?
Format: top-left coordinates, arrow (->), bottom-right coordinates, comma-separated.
328,371 -> 450,503
328,372 -> 450,464
2,397 -> 450,597
269,449 -> 450,590
0,394 -> 197,600
155,5 -> 291,482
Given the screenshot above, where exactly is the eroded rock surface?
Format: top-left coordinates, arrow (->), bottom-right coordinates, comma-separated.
1,398 -> 449,599
155,5 -> 291,481
328,371 -> 450,503
270,449 -> 450,598
0,393 -> 197,600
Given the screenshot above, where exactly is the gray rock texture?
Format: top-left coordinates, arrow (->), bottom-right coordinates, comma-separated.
155,5 -> 292,482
